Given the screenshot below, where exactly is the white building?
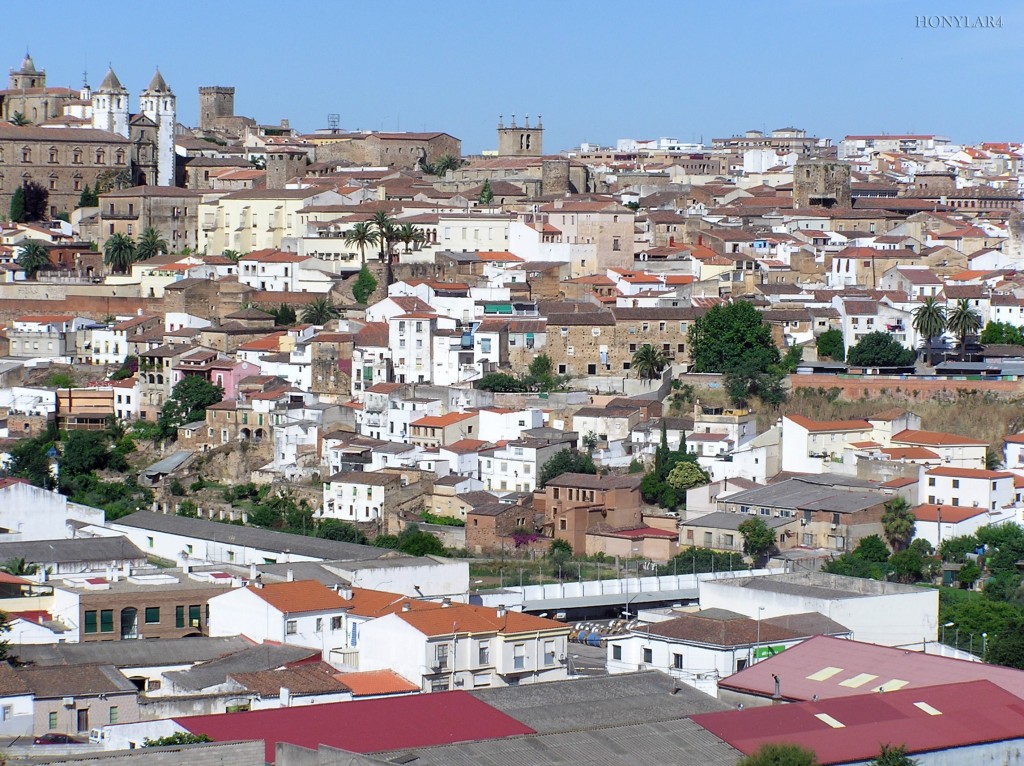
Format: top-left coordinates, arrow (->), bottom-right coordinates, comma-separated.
321,470 -> 401,523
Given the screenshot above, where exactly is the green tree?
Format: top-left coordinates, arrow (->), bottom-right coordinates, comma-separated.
352,265 -> 378,304
779,344 -> 803,374
846,332 -> 916,367
396,223 -> 424,254
912,296 -> 947,365
854,534 -> 891,563
689,301 -> 779,374
9,111 -> 30,126
270,303 -> 297,326
301,296 -> 342,325
479,179 -> 494,205
343,222 -> 379,264
815,328 -> 845,361
317,520 -> 369,544
158,376 -> 224,437
1,558 -> 39,576
476,373 -> 529,393
433,154 -> 461,176
103,233 -> 137,275
724,355 -> 786,408
823,552 -> 886,580
0,611 -> 9,661
980,321 -> 1024,346
870,744 -> 919,766
631,343 -> 669,381
17,241 -> 50,280
22,181 -> 48,221
537,449 -> 597,488
135,227 -> 168,261
9,185 -> 25,222
582,431 -> 599,454
957,560 -> 981,589
77,184 -> 99,209
737,742 -> 819,766
739,517 -> 776,564
888,548 -> 925,584
369,211 -> 396,264
986,617 -> 1024,669
665,461 -> 710,491
143,732 -> 213,747
881,496 -> 916,552
947,297 -> 982,359
58,430 -> 112,488
525,354 -> 563,392
376,525 -> 446,556
549,538 -> 573,558
9,432 -> 56,488
222,249 -> 242,264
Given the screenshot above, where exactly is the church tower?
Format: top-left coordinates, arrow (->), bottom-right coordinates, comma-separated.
497,113 -> 543,157
91,66 -> 129,137
140,69 -> 176,186
8,52 -> 44,90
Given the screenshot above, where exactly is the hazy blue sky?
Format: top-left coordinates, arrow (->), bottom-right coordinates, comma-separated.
7,0 -> 1021,152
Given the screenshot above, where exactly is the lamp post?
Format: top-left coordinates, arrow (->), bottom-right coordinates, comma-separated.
624,591 -> 647,620
942,621 -> 955,647
755,606 -> 766,663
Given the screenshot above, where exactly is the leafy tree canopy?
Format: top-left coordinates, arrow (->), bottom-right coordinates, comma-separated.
739,517 -> 776,561
158,376 -> 224,438
537,449 -> 597,488
737,742 -> 819,766
665,461 -> 710,491
689,301 -> 780,374
816,328 -> 845,361
352,265 -> 378,305
846,332 -> 916,367
980,321 -> 1024,346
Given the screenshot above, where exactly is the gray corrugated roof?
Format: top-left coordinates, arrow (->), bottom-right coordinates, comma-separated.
681,511 -> 794,531
140,450 -> 194,478
14,636 -> 251,668
0,536 -> 146,565
719,478 -> 885,514
112,511 -> 387,562
164,643 -> 319,691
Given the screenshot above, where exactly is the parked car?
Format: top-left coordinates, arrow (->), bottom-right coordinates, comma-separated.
34,733 -> 86,745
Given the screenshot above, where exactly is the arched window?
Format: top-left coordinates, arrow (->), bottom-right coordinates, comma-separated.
48,147 -> 58,163
115,148 -> 125,165
72,147 -> 82,164
96,148 -> 105,164
21,146 -> 31,162
49,173 -> 58,191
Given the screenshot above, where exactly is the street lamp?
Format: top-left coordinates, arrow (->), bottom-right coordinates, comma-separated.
755,606 -> 766,662
942,621 -> 955,646
624,591 -> 648,620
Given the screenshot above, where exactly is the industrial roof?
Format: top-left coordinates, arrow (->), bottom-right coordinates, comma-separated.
163,644 -> 319,692
694,680 -> 1024,765
176,690 -> 535,762
13,636 -> 251,668
718,635 -> 1024,702
0,536 -> 147,565
719,478 -> 885,514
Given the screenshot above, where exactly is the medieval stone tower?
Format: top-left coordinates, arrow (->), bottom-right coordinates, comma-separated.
139,70 -> 176,187
199,86 -> 235,131
497,114 -> 543,157
91,67 -> 130,137
266,148 -> 308,189
793,159 -> 852,209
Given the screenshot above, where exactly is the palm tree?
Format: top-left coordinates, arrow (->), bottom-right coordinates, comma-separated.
397,223 -> 425,254
17,241 -> 50,280
221,249 -> 243,264
434,154 -> 461,176
103,233 -> 137,275
912,296 -> 947,366
135,227 -> 168,261
343,222 -> 379,264
370,211 -> 398,285
9,112 -> 30,126
301,296 -> 342,325
881,496 -> 916,552
1,557 -> 38,576
631,344 -> 669,382
946,297 -> 982,360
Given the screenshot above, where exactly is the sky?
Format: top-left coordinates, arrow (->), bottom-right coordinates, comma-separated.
8,0 -> 1023,153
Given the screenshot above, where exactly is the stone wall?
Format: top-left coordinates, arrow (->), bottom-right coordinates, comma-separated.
791,374 -> 1023,400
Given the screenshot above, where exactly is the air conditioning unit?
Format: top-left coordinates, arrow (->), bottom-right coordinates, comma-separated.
430,663 -> 441,672
62,696 -> 75,707
800,519 -> 807,526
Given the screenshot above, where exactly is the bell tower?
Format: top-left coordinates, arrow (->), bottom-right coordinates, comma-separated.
497,113 -> 543,157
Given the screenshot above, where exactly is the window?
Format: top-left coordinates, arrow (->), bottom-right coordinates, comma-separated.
430,678 -> 450,693
331,616 -> 343,631
77,709 -> 89,732
188,604 -> 201,628
513,643 -> 526,670
175,606 -> 184,628
704,531 -> 713,546
286,620 -> 298,635
543,640 -> 556,665
642,648 -> 653,664
478,641 -> 490,665
673,653 -> 684,670
109,707 -> 119,725
49,712 -> 58,730
84,610 -> 98,634
473,672 -> 490,688
100,609 -> 114,633
952,479 -> 960,489
144,607 -> 160,624
435,643 -> 449,669
315,617 -> 323,633
612,644 -> 622,660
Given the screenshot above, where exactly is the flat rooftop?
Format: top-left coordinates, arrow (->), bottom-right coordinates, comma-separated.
707,571 -> 927,600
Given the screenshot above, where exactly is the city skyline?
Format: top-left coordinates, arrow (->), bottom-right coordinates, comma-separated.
5,0 -> 1021,152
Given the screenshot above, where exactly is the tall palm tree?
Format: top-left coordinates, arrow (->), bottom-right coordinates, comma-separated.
17,241 -> 50,280
135,227 -> 168,261
103,233 -> 137,275
631,344 -> 669,382
946,297 -> 982,360
397,223 -> 424,254
370,211 -> 397,285
1,557 -> 38,576
881,496 -> 915,552
433,154 -> 461,176
343,222 -> 379,265
301,296 -> 342,325
221,249 -> 243,264
912,296 -> 947,366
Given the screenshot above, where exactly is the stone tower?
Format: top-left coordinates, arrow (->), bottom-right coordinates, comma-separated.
497,114 -> 543,157
91,66 -> 129,137
266,148 -> 308,189
793,159 -> 851,209
140,69 -> 176,186
199,86 -> 235,131
8,52 -> 44,89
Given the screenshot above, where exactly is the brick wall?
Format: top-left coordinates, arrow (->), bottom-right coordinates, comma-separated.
791,374 -> 1024,400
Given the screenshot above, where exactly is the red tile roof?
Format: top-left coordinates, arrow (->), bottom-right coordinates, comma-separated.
913,504 -> 989,524
332,669 -> 419,697
396,603 -> 566,637
892,429 -> 987,447
785,414 -> 872,433
925,466 -> 1012,480
412,412 -> 476,428
175,690 -> 534,762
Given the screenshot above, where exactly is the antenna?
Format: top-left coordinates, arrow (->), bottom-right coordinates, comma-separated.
327,113 -> 339,130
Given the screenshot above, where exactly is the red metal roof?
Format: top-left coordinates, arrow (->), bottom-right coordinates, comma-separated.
718,635 -> 1024,702
175,690 -> 534,762
693,680 -> 1024,765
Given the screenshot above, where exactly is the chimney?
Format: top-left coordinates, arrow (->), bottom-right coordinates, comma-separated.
279,687 -> 290,707
286,569 -> 294,582
496,604 -> 507,618
441,597 -> 452,608
402,602 -> 411,612
773,674 -> 782,700
249,563 -> 257,580
337,584 -> 352,600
